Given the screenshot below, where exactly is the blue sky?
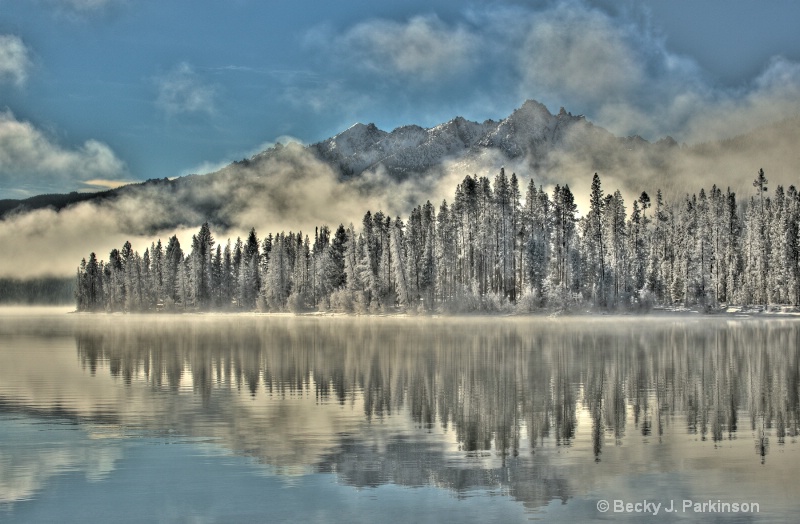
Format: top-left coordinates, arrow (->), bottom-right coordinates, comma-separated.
1,0 -> 799,199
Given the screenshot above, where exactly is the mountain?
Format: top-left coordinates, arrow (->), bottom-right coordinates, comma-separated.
2,100 -> 799,226
3,99 -> 629,218
305,100 -> 621,180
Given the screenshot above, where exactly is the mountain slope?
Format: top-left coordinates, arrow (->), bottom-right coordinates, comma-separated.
306,99 -> 620,179
2,100 -> 799,226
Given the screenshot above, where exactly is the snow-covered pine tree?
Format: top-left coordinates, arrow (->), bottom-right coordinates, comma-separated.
494,168 -> 513,300
584,173 -> 606,305
436,200 -> 456,304
163,235 -> 183,306
263,233 -> 290,310
524,179 -> 550,302
551,184 -> 577,304
390,217 -> 410,308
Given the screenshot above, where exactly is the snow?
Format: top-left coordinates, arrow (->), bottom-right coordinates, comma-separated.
309,99 -> 605,179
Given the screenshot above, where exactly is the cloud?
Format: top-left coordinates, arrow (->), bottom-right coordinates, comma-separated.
283,79 -> 377,116
508,1 -> 800,143
0,35 -> 32,87
678,56 -> 800,144
326,15 -> 478,83
177,137 -> 305,177
295,1 -> 800,146
0,111 -> 127,196
519,5 -> 643,104
0,142 -> 434,278
509,2 -> 711,139
156,62 -> 217,116
63,0 -> 115,9
45,0 -> 120,12
81,178 -> 134,190
5,0 -> 800,279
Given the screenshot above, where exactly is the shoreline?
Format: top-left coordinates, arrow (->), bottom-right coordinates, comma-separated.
3,304 -> 800,320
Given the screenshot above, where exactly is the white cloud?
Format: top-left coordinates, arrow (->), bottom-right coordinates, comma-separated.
283,79 -> 377,116
300,1 -> 800,144
495,1 -> 800,143
0,110 -> 127,195
178,137 -> 305,177
81,178 -> 133,190
156,62 -> 216,116
0,35 -> 32,87
331,15 -> 478,82
519,5 -> 643,105
46,0 -> 119,12
676,56 -> 800,144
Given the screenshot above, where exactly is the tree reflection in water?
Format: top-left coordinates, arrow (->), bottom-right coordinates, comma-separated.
74,317 -> 799,466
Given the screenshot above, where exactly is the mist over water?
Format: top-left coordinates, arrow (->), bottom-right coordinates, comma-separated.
0,312 -> 797,521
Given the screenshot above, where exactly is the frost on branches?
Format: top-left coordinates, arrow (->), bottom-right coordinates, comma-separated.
76,168 -> 800,314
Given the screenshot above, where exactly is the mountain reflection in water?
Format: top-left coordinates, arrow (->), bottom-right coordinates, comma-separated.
1,313 -> 799,516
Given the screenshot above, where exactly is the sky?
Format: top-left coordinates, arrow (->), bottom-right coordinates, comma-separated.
0,0 -> 800,200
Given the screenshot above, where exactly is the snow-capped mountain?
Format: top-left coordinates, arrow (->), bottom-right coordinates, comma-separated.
306,99 -> 625,179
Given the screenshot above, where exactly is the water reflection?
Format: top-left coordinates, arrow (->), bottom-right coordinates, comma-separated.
1,314 -> 799,514
71,317 -> 800,460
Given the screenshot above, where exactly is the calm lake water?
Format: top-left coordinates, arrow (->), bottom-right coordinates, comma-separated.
0,308 -> 798,522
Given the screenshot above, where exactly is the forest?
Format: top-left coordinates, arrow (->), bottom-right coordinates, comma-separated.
75,168 -> 799,313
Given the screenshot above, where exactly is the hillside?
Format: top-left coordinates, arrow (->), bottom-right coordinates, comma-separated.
0,100 -> 668,220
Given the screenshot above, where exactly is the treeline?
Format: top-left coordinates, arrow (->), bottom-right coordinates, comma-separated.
76,168 -> 800,313
0,277 -> 75,304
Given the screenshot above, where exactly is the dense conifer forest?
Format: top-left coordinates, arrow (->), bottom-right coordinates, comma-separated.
75,169 -> 800,313
0,277 -> 75,304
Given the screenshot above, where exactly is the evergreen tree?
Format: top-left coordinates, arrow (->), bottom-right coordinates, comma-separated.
263,233 -> 290,309
164,235 -> 183,305
436,200 -> 455,303
549,184 -> 577,300
524,179 -> 550,301
586,173 -> 607,305
391,217 -> 410,307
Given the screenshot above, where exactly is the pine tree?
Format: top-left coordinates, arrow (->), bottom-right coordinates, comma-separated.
586,173 -> 606,305
263,233 -> 290,309
232,237 -> 244,308
164,235 -> 183,305
419,202 -> 436,308
436,200 -> 455,303
107,247 -> 125,311
241,228 -> 260,309
78,253 -> 103,311
343,225 -> 361,293
768,186 -> 788,304
724,189 -> 742,305
222,240 -> 234,309
752,169 -> 769,305
211,244 -> 223,308
509,172 -> 522,302
142,248 -> 152,310
786,186 -> 800,305
695,189 -> 714,307
524,180 -> 550,301
549,185 -> 577,301
627,200 -> 644,293
189,223 -> 215,310
604,190 -> 627,305
494,168 -> 513,300
390,218 -> 410,307
152,239 -> 164,308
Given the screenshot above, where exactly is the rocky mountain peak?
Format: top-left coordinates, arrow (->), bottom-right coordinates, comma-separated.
303,100 -> 642,179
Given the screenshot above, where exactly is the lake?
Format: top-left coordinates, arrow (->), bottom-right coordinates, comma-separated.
0,308 -> 797,522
